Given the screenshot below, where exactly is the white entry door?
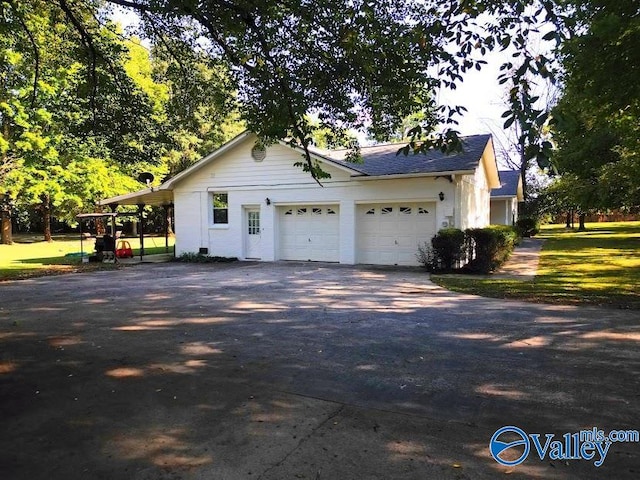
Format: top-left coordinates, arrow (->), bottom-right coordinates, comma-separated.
245,209 -> 261,259
356,202 -> 436,265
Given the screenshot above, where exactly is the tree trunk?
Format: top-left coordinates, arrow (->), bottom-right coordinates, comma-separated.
578,213 -> 586,231
42,195 -> 52,242
565,211 -> 571,229
1,119 -> 13,244
1,210 -> 12,244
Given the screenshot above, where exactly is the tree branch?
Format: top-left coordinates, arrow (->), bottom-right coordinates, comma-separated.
9,3 -> 40,109
57,0 -> 98,122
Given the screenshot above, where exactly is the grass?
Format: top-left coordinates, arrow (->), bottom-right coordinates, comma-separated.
432,221 -> 640,309
0,233 -> 175,281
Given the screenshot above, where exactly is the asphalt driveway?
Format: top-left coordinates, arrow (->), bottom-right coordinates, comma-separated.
1,262 -> 639,479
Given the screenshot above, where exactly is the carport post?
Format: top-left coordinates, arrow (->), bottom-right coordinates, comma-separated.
137,203 -> 145,260
109,202 -> 118,248
79,219 -> 83,258
162,203 -> 170,253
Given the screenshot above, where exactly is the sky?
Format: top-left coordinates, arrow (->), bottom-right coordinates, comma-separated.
439,52 -> 509,137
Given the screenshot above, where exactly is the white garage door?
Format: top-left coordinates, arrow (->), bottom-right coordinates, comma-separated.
279,205 -> 340,262
357,202 -> 436,266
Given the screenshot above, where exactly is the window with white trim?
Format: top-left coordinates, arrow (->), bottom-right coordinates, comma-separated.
212,192 -> 228,224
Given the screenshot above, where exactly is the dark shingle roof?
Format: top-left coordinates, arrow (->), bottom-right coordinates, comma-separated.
323,134 -> 491,176
492,170 -> 521,197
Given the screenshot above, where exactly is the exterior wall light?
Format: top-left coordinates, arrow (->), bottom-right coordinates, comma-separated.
265,197 -> 271,205
439,192 -> 445,201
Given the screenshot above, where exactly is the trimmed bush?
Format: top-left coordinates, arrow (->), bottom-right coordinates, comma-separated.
515,217 -> 539,237
465,226 -> 518,273
430,228 -> 466,271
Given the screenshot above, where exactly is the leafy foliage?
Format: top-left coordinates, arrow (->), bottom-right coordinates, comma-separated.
549,0 -> 640,212
515,217 -> 540,237
465,226 -> 519,273
430,228 -> 467,271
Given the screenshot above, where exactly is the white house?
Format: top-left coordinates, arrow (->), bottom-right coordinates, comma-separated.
490,170 -> 523,226
100,131 -> 500,266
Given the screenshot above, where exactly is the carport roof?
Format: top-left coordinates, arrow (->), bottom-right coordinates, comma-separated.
98,187 -> 173,207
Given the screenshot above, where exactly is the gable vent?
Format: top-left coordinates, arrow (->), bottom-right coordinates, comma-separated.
251,144 -> 267,162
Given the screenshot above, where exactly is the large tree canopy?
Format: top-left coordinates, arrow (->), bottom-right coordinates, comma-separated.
550,0 -> 640,214
0,0 -> 243,240
13,0 -> 567,178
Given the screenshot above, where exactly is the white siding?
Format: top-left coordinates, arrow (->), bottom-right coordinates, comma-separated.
456,154 -> 492,230
174,192 -> 203,255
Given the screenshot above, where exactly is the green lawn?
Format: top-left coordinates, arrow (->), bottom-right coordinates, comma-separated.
432,221 -> 640,309
0,233 -> 175,281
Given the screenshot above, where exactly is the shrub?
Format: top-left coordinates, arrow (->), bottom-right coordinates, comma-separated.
416,242 -> 436,270
430,228 -> 466,271
175,252 -> 238,263
515,217 -> 539,237
465,226 -> 518,273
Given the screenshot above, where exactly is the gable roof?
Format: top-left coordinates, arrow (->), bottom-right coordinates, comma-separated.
323,134 -> 492,177
492,170 -> 523,200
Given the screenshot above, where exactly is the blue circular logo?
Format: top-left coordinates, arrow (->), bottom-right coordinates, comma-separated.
490,426 -> 530,466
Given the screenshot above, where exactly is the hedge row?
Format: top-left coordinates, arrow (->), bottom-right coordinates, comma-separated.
418,225 -> 519,273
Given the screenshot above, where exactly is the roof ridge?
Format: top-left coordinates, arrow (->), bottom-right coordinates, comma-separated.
329,133 -> 491,152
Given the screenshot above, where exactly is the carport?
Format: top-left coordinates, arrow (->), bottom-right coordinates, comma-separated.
96,185 -> 174,260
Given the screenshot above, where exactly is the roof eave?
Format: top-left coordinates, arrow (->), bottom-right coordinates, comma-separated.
355,170 -> 475,181
491,194 -> 518,199
481,138 -> 501,189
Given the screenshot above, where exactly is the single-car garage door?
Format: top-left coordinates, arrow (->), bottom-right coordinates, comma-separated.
357,202 -> 436,265
279,205 -> 340,262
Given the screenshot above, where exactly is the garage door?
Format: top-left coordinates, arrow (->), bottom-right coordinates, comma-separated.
357,202 -> 436,265
279,205 -> 340,262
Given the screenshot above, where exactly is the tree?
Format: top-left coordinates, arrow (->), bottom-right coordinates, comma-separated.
0,1 -> 166,240
549,0 -> 640,218
10,0 -> 567,180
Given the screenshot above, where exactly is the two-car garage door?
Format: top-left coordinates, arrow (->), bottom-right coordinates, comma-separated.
278,202 -> 436,265
356,202 -> 436,266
